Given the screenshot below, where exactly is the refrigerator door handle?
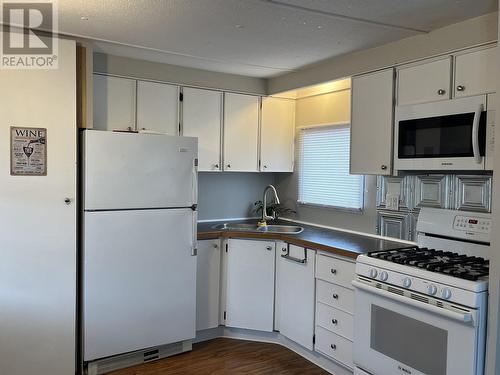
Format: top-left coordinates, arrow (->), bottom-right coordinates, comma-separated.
192,158 -> 198,205
191,210 -> 198,256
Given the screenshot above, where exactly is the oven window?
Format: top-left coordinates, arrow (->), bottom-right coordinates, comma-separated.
371,305 -> 448,375
398,112 -> 486,158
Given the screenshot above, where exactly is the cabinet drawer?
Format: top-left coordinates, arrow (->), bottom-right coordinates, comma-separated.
316,255 -> 355,289
316,302 -> 353,340
316,279 -> 354,314
315,325 -> 353,369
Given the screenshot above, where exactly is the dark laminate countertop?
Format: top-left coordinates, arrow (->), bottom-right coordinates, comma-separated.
198,219 -> 411,260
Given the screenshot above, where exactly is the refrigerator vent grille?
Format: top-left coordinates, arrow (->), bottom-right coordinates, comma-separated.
86,341 -> 190,375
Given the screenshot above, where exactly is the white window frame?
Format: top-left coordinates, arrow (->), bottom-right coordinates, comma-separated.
297,123 -> 365,213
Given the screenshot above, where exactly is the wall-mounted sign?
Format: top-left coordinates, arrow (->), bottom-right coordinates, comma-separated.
10,127 -> 47,176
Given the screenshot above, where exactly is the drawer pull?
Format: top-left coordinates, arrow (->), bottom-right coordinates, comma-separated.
330,344 -> 337,350
330,268 -> 337,274
331,318 -> 338,325
332,293 -> 339,300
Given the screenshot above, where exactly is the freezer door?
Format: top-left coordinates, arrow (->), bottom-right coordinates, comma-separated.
83,209 -> 196,361
83,130 -> 198,210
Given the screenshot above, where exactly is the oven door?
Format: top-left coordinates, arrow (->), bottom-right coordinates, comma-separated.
394,95 -> 487,171
352,279 -> 480,375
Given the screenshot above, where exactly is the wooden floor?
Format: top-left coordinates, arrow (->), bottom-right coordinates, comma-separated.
108,338 -> 329,375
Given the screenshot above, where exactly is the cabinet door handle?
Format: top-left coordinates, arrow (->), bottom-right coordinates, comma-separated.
226,164 -> 231,169
214,164 -> 219,169
457,85 -> 465,92
331,318 -> 338,325
266,246 -> 273,251
332,293 -> 339,300
263,165 -> 267,169
330,268 -> 337,274
437,89 -> 446,95
381,165 -> 387,170
330,344 -> 337,350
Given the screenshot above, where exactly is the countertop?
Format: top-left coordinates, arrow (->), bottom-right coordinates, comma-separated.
198,219 -> 411,259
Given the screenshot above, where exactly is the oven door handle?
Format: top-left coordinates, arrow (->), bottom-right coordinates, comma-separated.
352,280 -> 474,325
472,103 -> 483,164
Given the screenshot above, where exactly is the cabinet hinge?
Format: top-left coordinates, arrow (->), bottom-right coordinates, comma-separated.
223,311 -> 227,320
225,243 -> 228,252
179,92 -> 184,101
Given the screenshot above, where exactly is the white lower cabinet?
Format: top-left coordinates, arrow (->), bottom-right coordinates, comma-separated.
314,253 -> 356,369
224,239 -> 276,332
196,239 -> 221,331
276,244 -> 315,350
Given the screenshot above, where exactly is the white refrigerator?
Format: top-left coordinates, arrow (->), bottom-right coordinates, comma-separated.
82,130 -> 198,362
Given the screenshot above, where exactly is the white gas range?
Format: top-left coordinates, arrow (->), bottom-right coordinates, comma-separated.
353,208 -> 491,375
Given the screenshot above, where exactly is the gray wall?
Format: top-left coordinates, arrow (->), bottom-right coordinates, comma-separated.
197,172 -> 275,221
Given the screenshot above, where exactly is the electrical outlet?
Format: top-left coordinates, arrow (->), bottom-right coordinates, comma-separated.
386,194 -> 400,211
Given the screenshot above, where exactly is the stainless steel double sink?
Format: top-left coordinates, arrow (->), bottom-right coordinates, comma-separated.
213,222 -> 304,234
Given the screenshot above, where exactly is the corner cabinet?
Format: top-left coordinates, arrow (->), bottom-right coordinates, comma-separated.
350,69 -> 395,175
260,97 -> 295,172
223,93 -> 260,172
224,239 -> 275,332
182,87 -> 223,171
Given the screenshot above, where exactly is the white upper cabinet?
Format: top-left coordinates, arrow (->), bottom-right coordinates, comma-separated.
225,239 -> 275,332
93,74 -> 136,131
350,69 -> 395,175
454,47 -> 498,98
397,57 -> 452,106
223,93 -> 260,172
260,97 -> 295,172
136,80 -> 179,135
182,87 -> 222,172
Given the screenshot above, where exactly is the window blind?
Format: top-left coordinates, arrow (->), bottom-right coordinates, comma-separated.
298,124 -> 364,210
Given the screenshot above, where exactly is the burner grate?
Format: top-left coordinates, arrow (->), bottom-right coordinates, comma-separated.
369,247 -> 489,281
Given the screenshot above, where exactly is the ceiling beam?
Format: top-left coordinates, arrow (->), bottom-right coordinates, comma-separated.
262,0 -> 429,34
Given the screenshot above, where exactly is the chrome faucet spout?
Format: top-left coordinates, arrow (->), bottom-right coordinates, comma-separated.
262,185 -> 280,223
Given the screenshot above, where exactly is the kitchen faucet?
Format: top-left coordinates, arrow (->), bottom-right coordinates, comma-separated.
260,185 -> 280,225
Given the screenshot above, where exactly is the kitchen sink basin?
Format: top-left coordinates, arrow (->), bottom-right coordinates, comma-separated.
213,223 -> 304,234
213,223 -> 259,231
257,225 -> 304,234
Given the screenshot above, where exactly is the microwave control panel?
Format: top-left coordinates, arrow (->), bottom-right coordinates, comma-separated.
453,215 -> 492,234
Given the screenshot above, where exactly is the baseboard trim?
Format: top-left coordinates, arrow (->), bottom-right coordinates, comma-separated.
195,327 -> 353,375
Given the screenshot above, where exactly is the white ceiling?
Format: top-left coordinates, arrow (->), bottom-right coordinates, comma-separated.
57,0 -> 497,78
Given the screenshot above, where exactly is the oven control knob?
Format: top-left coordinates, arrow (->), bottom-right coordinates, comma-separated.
427,284 -> 437,296
427,284 -> 438,296
379,271 -> 388,282
369,268 -> 378,278
402,277 -> 412,288
441,288 -> 452,300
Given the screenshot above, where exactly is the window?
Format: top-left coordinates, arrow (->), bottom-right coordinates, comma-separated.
298,124 -> 364,210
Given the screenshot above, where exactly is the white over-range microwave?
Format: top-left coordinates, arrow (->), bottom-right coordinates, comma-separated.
394,94 -> 496,172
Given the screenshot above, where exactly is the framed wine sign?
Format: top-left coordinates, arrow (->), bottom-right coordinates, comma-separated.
10,127 -> 47,176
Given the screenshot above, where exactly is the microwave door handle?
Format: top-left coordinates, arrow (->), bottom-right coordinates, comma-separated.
352,280 -> 474,325
472,103 -> 483,164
